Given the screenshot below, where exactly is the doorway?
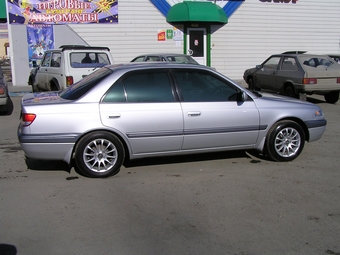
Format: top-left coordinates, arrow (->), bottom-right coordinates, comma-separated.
186,28 -> 207,65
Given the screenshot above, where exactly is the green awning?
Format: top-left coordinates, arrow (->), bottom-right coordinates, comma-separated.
0,0 -> 6,19
166,1 -> 228,24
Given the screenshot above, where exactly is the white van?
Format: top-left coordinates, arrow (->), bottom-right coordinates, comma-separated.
28,45 -> 114,91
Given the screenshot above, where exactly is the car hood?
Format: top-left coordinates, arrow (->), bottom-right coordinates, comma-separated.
253,91 -> 315,106
22,91 -> 65,105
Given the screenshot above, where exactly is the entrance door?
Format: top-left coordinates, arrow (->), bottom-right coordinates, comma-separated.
187,28 -> 207,65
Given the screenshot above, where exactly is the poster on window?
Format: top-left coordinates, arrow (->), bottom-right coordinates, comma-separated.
7,0 -> 118,24
27,24 -> 54,67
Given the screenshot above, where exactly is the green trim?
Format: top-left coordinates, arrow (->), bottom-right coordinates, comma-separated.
166,1 -> 228,24
0,0 -> 6,19
207,27 -> 211,67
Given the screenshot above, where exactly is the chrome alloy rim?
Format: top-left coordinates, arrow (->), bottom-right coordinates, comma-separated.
83,139 -> 118,173
274,127 -> 301,157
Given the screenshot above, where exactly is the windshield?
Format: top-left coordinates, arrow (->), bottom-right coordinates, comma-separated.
60,67 -> 113,100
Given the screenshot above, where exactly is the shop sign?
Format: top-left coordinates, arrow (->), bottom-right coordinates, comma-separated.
260,0 -> 298,3
7,0 -> 118,24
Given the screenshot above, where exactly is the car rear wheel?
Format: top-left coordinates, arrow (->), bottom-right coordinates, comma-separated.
284,86 -> 299,99
324,91 -> 339,104
265,120 -> 305,162
75,132 -> 125,178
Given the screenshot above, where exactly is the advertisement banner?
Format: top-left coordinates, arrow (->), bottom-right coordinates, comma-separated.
27,25 -> 54,67
7,0 -> 118,24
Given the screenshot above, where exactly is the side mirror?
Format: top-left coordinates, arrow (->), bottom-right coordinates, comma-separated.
237,91 -> 248,102
256,64 -> 262,69
32,61 -> 37,68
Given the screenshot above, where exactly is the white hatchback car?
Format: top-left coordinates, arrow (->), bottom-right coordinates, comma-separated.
28,45 -> 114,92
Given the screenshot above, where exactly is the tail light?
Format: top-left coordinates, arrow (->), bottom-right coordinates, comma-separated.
303,78 -> 317,84
0,85 -> 5,95
22,113 -> 36,126
66,76 -> 74,86
337,78 -> 340,83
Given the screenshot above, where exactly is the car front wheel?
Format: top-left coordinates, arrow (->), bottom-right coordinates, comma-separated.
324,91 -> 339,104
75,132 -> 125,178
265,120 -> 305,162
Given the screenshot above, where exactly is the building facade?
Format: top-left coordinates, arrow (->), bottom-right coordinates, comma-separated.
4,0 -> 340,86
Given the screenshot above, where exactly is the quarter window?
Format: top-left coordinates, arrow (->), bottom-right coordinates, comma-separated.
281,57 -> 298,70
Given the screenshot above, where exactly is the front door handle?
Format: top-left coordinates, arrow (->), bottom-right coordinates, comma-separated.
187,111 -> 201,117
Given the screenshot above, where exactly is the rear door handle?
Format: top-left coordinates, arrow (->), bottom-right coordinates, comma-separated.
107,113 -> 121,119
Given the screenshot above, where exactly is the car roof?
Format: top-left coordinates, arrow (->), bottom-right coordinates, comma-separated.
105,62 -> 208,72
136,53 -> 192,57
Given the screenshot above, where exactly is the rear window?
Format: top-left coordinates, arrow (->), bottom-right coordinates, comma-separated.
300,56 -> 334,68
60,67 -> 113,100
70,52 -> 111,68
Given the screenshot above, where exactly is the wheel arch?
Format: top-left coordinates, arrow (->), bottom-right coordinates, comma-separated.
283,81 -> 296,93
271,117 -> 309,141
49,77 -> 60,91
71,128 -> 132,162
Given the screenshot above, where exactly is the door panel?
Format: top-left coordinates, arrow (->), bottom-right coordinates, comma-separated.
100,70 -> 184,155
255,56 -> 280,91
181,101 -> 260,150
172,69 -> 260,150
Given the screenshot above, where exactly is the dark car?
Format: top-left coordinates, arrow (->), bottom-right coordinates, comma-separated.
243,52 -> 340,103
0,66 -> 13,115
131,53 -> 199,65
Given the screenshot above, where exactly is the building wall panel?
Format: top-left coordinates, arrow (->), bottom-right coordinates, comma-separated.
69,1 -> 183,64
211,0 -> 340,79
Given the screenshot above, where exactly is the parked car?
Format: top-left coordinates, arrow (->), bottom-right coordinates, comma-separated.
18,63 -> 327,178
0,66 -> 13,115
28,45 -> 114,92
243,52 -> 340,103
131,53 -> 199,65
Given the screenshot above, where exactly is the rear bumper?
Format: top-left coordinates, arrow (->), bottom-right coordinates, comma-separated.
0,96 -> 8,106
17,128 -> 77,164
295,83 -> 340,94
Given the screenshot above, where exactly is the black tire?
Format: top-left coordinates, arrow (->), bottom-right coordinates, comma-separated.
324,91 -> 339,104
50,82 -> 59,91
0,97 -> 14,116
74,132 -> 125,178
247,77 -> 255,90
265,120 -> 305,162
284,86 -> 299,99
32,84 -> 40,92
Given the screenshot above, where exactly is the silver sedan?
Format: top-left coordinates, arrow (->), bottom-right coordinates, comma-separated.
18,63 -> 327,178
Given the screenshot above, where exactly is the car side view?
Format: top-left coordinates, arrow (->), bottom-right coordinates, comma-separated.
18,63 -> 327,178
243,52 -> 340,103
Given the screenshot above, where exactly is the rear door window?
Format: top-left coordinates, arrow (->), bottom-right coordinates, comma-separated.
103,70 -> 175,103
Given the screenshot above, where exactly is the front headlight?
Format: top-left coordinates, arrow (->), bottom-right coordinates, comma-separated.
314,109 -> 324,117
